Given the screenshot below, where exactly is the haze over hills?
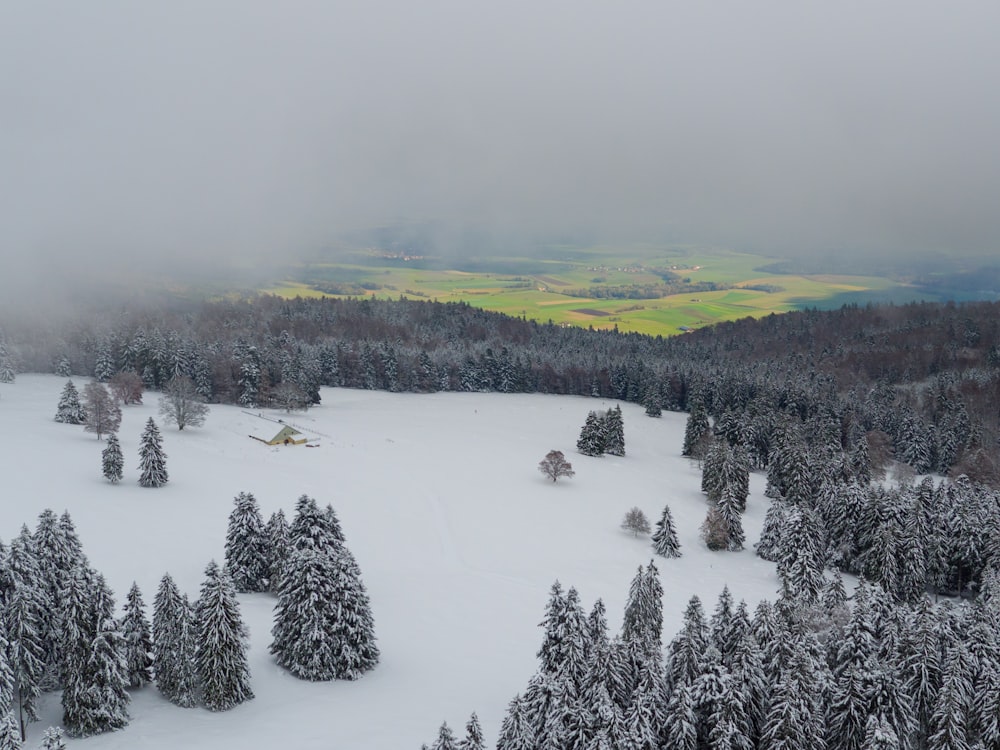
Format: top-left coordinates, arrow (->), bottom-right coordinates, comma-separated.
3,2 -> 1000,312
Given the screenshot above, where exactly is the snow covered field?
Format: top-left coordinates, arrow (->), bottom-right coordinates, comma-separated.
0,375 -> 784,748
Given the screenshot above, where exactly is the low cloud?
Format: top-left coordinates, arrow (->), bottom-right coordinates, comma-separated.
3,0 -> 999,307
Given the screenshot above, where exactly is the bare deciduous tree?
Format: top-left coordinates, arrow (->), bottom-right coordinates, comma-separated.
621,507 -> 651,537
269,382 -> 310,413
538,450 -> 575,482
83,382 -> 122,440
700,505 -> 729,550
159,375 -> 209,431
109,371 -> 144,405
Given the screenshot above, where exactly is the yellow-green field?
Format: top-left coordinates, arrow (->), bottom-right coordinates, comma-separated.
261,247 -> 908,336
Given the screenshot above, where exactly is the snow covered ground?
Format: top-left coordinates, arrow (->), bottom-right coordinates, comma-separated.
0,375 -> 784,748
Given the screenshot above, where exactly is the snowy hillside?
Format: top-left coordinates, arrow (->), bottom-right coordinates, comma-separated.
0,375 -> 784,749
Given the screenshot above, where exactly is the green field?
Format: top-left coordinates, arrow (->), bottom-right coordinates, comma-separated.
261,245 -> 914,336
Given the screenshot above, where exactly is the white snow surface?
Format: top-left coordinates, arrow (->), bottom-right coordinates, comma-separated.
0,375 -> 784,748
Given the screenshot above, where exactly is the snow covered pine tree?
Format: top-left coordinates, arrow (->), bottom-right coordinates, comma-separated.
137,418 -> 168,487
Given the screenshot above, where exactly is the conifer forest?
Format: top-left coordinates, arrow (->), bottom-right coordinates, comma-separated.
2,294 -> 1000,748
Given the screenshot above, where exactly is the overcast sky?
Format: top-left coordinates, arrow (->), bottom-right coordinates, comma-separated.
3,0 -> 1000,296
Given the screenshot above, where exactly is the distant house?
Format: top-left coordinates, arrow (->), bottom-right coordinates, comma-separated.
250,425 -> 307,446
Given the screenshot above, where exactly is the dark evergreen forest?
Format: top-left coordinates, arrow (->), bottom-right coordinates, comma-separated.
5,295 -> 1000,748
4,295 -> 999,484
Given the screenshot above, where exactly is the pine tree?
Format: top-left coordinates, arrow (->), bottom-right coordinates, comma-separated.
755,498 -> 787,561
327,544 -> 380,680
289,495 -> 341,556
137,418 -> 168,487
621,562 -> 663,653
6,529 -> 46,732
577,412 -> 606,457
62,619 -> 130,737
54,380 -> 86,424
194,561 -> 253,710
101,433 -> 124,484
643,387 -> 662,417
717,484 -> 746,551
264,509 -> 291,593
651,503 -> 682,558
431,722 -> 458,750
662,684 -> 698,750
120,583 -> 153,688
0,335 -> 14,384
0,714 -> 19,750
152,574 -> 196,707
496,694 -> 534,750
271,546 -> 343,680
667,596 -> 708,690
39,727 -> 67,750
929,644 -> 974,750
603,406 -> 625,457
224,492 -> 268,593
459,712 -> 485,750
682,402 -> 711,459
776,506 -> 826,605
0,622 -> 18,747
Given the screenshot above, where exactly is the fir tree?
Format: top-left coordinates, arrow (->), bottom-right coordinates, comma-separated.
289,495 -> 340,556
224,492 -> 268,593
662,684 -> 698,750
603,406 -> 625,457
194,561 -> 253,710
6,529 -> 46,732
152,574 -> 197,707
682,402 -> 711,459
621,562 -> 663,653
776,506 -> 825,605
929,644 -> 974,750
101,433 -> 124,484
62,619 -> 130,737
137,418 -> 168,487
651,503 -> 682,558
459,712 -> 485,750
667,596 -> 708,690
0,715 -> 19,750
577,412 -> 606,457
39,727 -> 67,750
120,583 -> 153,688
431,722 -> 459,750
643,388 -> 662,417
496,694 -> 534,750
264,509 -> 291,593
53,381 -> 86,424
271,546 -> 344,680
755,498 -> 787,562
717,483 -> 746,551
